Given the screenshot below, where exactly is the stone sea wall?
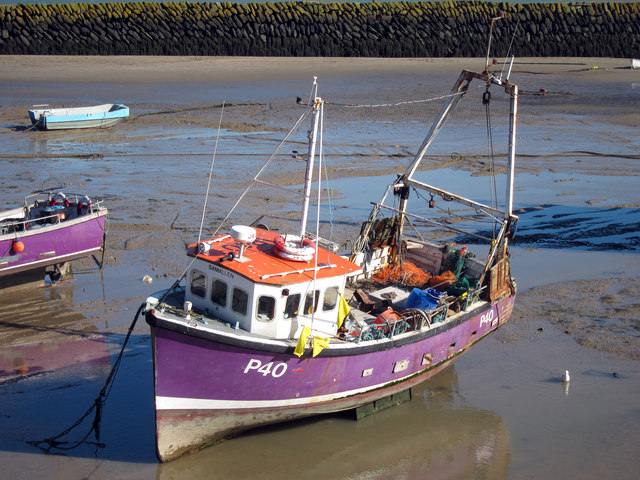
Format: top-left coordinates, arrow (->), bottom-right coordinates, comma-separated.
1,2 -> 638,57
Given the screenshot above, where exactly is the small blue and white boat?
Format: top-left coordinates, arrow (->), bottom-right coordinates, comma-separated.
28,103 -> 129,130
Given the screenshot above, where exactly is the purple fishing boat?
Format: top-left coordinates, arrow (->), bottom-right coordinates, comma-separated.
144,66 -> 520,462
0,189 -> 108,287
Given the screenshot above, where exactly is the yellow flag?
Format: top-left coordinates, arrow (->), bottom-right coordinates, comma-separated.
294,326 -> 311,357
312,336 -> 329,357
337,293 -> 350,329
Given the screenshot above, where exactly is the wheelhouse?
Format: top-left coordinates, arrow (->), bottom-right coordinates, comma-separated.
183,226 -> 362,339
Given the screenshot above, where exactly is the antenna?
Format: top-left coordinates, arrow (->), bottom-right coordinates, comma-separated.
484,12 -> 505,73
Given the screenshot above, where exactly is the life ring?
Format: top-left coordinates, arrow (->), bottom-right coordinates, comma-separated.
51,191 -> 69,207
276,248 -> 314,262
273,235 -> 316,262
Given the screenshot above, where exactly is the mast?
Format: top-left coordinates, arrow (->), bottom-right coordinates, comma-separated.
299,78 -> 322,240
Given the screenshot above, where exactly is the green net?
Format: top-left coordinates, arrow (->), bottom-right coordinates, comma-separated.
442,243 -> 466,278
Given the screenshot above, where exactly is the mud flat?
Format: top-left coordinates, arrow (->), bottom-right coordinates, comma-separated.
0,56 -> 639,479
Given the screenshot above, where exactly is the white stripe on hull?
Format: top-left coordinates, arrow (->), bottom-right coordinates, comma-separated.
0,246 -> 103,276
155,372 -> 415,411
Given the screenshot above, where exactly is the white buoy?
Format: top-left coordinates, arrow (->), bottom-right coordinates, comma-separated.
562,370 -> 570,383
142,275 -> 153,284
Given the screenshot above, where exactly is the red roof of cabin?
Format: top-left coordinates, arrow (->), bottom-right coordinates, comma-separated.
187,228 -> 362,286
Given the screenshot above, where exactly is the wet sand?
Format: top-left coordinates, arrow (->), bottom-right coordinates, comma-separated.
1,56 -> 639,479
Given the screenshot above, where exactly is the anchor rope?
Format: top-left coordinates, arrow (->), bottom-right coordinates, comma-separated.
27,303 -> 144,455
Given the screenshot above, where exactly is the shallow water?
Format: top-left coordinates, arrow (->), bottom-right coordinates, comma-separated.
1,60 -> 639,479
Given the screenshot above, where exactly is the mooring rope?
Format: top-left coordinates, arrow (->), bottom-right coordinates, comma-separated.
325,89 -> 469,109
23,116 -> 44,132
27,303 -> 144,455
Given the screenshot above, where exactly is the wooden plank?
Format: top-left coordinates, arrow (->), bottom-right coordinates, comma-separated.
354,389 -> 412,420
489,257 -> 510,301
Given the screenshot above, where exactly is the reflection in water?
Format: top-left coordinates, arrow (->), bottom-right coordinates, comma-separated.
0,283 -> 114,381
157,366 -> 511,480
0,333 -> 154,464
1,328 -> 511,478
0,283 -> 123,461
0,302 -> 510,478
0,335 -> 110,381
0,283 -> 93,341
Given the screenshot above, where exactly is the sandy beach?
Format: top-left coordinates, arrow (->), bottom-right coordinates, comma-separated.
1,55 -> 639,479
1,55 -> 637,85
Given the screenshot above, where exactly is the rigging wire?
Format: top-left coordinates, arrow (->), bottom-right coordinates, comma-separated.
499,18 -> 521,80
310,100 -> 324,330
198,101 -> 225,245
319,103 -> 336,244
412,188 -> 502,225
212,104 -> 313,237
484,88 -> 499,239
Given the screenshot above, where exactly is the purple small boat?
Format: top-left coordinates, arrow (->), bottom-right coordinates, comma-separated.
145,67 -> 520,462
0,189 -> 108,287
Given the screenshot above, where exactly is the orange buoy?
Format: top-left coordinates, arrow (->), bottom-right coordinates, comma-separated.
12,240 -> 25,253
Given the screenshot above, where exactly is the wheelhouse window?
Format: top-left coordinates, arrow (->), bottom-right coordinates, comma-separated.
323,286 -> 339,311
304,290 -> 320,315
232,288 -> 249,316
211,279 -> 227,307
256,296 -> 276,322
190,270 -> 207,298
284,293 -> 301,319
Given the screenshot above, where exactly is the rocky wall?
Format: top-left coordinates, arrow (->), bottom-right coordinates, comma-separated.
1,2 -> 638,57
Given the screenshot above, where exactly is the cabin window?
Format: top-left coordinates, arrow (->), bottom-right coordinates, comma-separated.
256,296 -> 276,322
323,286 -> 339,311
284,294 -> 301,319
304,290 -> 320,315
211,279 -> 227,307
231,288 -> 249,316
190,270 -> 207,298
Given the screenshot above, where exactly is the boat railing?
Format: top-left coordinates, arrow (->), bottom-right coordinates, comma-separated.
345,300 -> 450,344
305,231 -> 340,252
1,210 -> 69,232
1,199 -> 106,234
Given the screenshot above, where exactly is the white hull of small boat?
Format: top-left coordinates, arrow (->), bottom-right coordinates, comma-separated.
28,103 -> 129,130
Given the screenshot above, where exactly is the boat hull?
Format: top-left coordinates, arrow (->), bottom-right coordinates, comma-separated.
39,117 -> 126,130
28,104 -> 129,131
148,293 -> 515,462
0,210 -> 107,278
